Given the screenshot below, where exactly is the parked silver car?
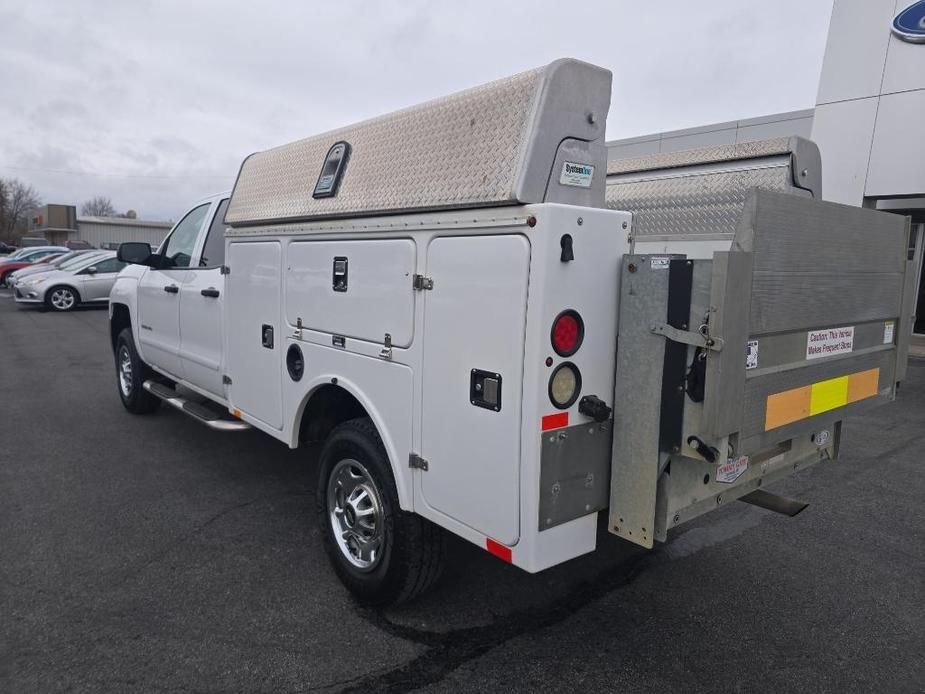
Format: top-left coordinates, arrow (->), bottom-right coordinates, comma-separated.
7,250 -> 103,290
14,251 -> 127,311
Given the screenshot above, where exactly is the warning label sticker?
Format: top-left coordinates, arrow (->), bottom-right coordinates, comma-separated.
806,326 -> 854,360
746,340 -> 759,370
717,456 -> 749,484
883,321 -> 895,345
650,256 -> 670,270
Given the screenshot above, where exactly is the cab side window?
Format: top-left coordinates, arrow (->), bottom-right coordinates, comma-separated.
199,199 -> 230,268
161,204 -> 209,269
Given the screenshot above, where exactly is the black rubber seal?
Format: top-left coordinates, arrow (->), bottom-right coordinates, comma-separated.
286,344 -> 304,382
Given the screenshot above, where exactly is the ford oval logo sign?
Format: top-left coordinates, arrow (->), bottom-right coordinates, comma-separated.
892,0 -> 925,43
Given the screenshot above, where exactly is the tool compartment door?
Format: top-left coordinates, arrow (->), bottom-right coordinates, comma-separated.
285,239 -> 416,347
420,235 -> 530,545
225,241 -> 283,429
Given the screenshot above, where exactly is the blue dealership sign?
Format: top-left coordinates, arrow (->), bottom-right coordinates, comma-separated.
892,0 -> 925,43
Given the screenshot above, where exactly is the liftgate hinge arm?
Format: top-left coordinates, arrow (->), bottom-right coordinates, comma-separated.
649,323 -> 724,352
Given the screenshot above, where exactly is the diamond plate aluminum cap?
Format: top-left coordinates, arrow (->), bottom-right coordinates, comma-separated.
225,58 -> 612,226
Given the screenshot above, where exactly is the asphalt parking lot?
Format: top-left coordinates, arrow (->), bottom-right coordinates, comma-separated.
1,293 -> 923,694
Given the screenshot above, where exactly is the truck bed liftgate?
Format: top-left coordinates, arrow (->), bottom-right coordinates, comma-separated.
606,139 -> 916,548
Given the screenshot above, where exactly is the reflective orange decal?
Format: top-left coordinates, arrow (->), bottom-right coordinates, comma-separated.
765,368 -> 880,431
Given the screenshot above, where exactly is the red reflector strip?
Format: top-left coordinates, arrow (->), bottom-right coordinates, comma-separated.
541,412 -> 569,431
486,538 -> 512,563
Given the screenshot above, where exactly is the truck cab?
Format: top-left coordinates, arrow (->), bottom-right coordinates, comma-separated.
111,193 -> 230,402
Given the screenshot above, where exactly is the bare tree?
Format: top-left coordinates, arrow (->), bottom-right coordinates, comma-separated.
81,196 -> 116,217
0,178 -> 41,240
0,179 -> 8,239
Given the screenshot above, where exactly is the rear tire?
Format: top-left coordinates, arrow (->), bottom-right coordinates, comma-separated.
46,285 -> 80,312
317,418 -> 445,605
115,327 -> 161,414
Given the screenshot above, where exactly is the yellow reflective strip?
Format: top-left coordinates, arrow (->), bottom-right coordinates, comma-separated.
809,376 -> 849,416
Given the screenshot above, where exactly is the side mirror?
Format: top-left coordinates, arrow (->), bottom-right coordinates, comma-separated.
117,242 -> 153,265
85,266 -> 98,275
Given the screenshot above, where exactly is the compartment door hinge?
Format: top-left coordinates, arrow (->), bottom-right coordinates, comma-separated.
220,265 -> 230,275
222,374 -> 232,385
650,322 -> 724,352
409,452 -> 429,471
412,274 -> 434,291
379,332 -> 393,360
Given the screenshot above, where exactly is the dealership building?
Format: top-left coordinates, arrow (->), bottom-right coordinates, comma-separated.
607,0 -> 925,341
31,203 -> 172,249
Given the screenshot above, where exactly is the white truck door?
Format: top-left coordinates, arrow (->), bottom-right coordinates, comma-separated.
178,198 -> 228,397
420,234 -> 530,546
225,241 -> 282,429
136,203 -> 210,378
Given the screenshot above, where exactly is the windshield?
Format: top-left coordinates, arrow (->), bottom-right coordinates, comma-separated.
59,252 -> 106,271
50,252 -> 80,266
68,253 -> 115,273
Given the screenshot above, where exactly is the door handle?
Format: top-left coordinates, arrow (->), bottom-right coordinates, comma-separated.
163,284 -> 179,294
201,288 -> 220,298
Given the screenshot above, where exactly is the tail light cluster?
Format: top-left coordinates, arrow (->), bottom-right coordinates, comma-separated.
548,310 -> 583,409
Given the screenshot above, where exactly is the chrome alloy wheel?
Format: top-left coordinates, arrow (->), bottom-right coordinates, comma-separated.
118,345 -> 133,397
327,458 -> 384,571
50,288 -> 76,310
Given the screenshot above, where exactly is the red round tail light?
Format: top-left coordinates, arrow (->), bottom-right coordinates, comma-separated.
551,310 -> 584,357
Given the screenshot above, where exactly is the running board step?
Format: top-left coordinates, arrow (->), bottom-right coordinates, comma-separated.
143,380 -> 252,432
738,489 -> 808,517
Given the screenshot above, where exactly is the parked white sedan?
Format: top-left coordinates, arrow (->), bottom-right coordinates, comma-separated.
13,251 -> 127,311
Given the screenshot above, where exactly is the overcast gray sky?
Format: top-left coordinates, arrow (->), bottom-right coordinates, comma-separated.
0,0 -> 834,221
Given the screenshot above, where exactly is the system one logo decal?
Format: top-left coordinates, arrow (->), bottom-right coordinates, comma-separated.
892,0 -> 925,43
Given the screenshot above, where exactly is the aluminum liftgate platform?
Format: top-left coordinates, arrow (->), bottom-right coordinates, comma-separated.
608,184 -> 915,548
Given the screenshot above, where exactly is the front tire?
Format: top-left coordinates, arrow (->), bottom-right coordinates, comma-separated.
46,286 -> 80,312
317,418 -> 445,605
0,271 -> 13,288
115,327 -> 161,414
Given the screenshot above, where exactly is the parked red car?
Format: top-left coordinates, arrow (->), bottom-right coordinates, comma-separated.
0,248 -> 68,287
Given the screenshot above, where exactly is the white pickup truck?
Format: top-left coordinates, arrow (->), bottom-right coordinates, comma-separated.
110,59 -> 915,605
